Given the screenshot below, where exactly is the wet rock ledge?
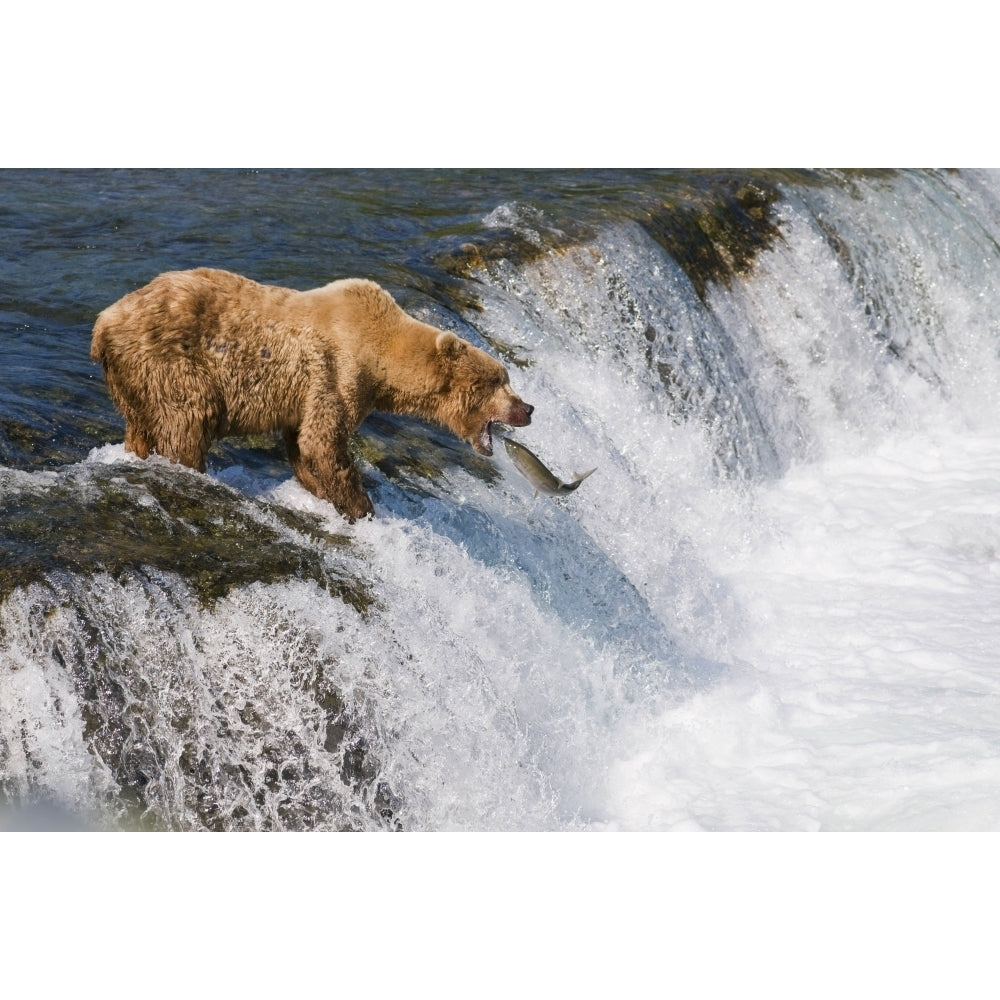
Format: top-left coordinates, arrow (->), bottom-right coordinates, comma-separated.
0,460 -> 373,613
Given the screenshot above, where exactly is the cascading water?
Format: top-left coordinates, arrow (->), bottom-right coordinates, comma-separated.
3,169 -> 1000,831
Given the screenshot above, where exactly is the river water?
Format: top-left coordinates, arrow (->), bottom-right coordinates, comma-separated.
3,168 -> 1000,831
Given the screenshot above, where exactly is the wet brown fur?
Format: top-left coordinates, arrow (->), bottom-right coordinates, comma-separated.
91,268 -> 533,521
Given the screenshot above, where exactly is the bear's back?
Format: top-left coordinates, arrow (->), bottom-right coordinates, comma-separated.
91,268 -> 295,360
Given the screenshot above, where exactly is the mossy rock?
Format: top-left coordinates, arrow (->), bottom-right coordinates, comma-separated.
357,413 -> 502,492
638,180 -> 786,301
0,460 -> 373,614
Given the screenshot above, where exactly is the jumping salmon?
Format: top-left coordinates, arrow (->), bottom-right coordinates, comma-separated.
502,437 -> 596,497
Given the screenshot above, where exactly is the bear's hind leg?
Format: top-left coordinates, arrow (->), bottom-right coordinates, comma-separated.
105,357 -> 216,473
155,411 -> 217,473
124,418 -> 211,472
124,424 -> 152,459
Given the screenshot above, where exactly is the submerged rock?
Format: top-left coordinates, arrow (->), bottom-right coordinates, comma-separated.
638,178 -> 787,301
0,573 -> 401,832
0,458 -> 402,831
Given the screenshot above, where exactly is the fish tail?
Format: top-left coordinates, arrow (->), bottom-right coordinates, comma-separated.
560,468 -> 597,493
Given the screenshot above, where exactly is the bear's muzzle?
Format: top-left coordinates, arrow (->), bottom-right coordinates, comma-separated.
506,399 -> 534,427
476,397 -> 533,456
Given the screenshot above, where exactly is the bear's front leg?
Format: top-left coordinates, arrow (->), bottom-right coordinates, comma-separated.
284,429 -> 374,522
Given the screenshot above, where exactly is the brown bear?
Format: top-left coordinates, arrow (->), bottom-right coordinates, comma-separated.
90,268 -> 534,521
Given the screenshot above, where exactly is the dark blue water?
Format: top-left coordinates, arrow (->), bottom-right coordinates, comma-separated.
0,168 -> 766,471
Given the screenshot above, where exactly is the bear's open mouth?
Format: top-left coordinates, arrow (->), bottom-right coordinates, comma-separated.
477,420 -> 503,456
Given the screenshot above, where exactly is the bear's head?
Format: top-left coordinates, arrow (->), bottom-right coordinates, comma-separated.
435,331 -> 533,456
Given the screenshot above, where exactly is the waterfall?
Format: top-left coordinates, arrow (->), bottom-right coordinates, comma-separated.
4,169 -> 1000,831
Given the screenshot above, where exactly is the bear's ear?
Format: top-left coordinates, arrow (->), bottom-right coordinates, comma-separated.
436,331 -> 467,359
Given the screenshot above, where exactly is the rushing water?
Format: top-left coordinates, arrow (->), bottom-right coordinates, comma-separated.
3,168 -> 1000,831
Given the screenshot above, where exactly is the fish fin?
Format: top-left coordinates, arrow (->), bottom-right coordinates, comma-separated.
572,468 -> 597,484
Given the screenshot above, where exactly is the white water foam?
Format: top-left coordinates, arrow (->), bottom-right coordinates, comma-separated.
229,199 -> 1000,829
605,428 -> 1000,830
235,414 -> 1000,831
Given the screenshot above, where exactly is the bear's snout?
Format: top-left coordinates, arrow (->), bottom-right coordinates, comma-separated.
506,398 -> 534,427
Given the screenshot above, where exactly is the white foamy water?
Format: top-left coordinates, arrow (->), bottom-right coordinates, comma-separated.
234,172 -> 1000,830
224,420 -> 1000,832
605,428 -> 1000,830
